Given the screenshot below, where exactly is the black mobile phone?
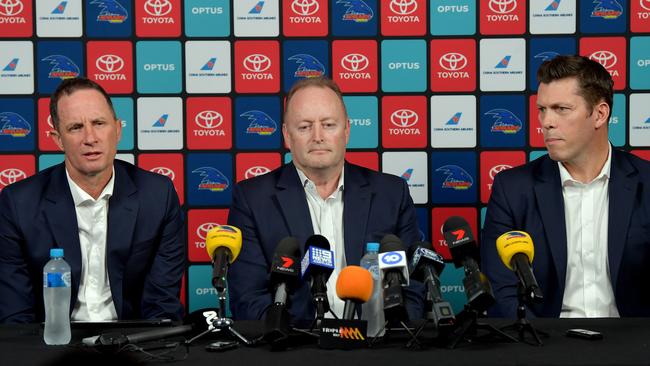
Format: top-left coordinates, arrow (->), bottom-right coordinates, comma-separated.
566,328 -> 603,340
205,340 -> 238,352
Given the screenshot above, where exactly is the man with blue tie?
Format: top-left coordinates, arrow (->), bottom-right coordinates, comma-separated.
482,55 -> 650,318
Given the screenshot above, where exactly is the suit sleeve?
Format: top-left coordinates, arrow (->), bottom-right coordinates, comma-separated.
0,189 -> 36,323
140,179 -> 186,321
481,173 -> 519,318
227,183 -> 272,320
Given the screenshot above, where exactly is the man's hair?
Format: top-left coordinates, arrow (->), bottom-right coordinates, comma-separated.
283,77 -> 348,121
49,77 -> 116,129
537,55 -> 614,114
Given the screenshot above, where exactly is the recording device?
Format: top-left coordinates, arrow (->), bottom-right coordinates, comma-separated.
496,231 -> 544,303
566,328 -> 603,340
442,216 -> 494,312
205,225 -> 242,292
407,242 -> 455,327
378,234 -> 409,322
300,234 -> 334,320
264,236 -> 301,348
336,265 -> 374,320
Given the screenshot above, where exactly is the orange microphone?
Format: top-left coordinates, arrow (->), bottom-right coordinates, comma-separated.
336,266 -> 374,320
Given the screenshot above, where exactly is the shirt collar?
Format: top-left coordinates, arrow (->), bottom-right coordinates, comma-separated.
295,166 -> 345,199
66,166 -> 115,206
558,143 -> 612,186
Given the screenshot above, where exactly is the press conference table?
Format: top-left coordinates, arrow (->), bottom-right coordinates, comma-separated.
1,318 -> 649,366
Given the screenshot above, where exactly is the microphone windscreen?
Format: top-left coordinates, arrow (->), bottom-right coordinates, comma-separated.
205,225 -> 242,262
336,266 -> 374,303
379,234 -> 404,253
275,236 -> 301,257
496,231 -> 534,271
304,234 -> 330,251
442,216 -> 469,233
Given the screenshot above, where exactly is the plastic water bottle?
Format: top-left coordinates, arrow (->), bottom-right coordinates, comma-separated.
43,248 -> 71,345
360,242 -> 385,337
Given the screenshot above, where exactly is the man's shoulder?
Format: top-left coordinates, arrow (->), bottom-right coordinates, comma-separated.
115,159 -> 173,188
346,162 -> 406,187
494,154 -> 552,183
614,149 -> 650,177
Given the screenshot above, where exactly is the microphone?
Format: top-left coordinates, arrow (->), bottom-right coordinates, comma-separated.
300,234 -> 334,320
336,266 -> 373,320
264,237 -> 301,347
496,231 -> 544,303
205,225 -> 242,292
442,216 -> 494,313
407,242 -> 455,327
378,234 -> 409,322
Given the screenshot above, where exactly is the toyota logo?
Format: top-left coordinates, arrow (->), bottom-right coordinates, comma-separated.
341,53 -> 369,72
489,164 -> 512,180
291,0 -> 319,16
243,54 -> 272,72
642,0 -> 650,11
47,115 -> 54,129
245,166 -> 271,179
96,54 -> 124,73
144,0 -> 172,16
150,167 -> 175,180
0,168 -> 27,187
390,109 -> 419,128
197,222 -> 219,240
0,0 -> 23,16
195,110 -> 223,129
439,52 -> 468,71
489,0 -> 517,14
389,0 -> 417,15
589,51 -> 617,69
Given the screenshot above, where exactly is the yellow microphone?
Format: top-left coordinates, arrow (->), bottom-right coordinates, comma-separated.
205,225 -> 242,291
496,231 -> 543,303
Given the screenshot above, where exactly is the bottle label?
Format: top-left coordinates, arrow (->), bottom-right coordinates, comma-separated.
43,272 -> 71,288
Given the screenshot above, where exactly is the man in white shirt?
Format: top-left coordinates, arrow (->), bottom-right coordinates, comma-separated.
481,55 -> 650,318
0,78 -> 185,323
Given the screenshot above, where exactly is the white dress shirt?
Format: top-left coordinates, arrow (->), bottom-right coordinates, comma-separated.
66,168 -> 118,321
296,167 -> 346,319
559,144 -> 619,318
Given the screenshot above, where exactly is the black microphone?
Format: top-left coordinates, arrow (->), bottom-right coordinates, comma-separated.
264,237 -> 301,348
378,234 -> 409,322
407,242 -> 455,327
442,216 -> 495,313
300,234 -> 334,320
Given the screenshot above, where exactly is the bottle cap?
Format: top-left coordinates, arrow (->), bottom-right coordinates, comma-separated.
366,242 -> 379,252
50,248 -> 64,258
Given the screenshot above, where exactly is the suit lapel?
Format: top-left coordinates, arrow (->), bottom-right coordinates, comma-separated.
106,162 -> 139,317
275,163 -> 314,249
343,163 -> 372,266
533,157 -> 568,290
607,150 -> 638,291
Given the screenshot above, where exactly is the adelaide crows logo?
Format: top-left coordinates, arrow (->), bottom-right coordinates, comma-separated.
91,0 -> 128,23
42,55 -> 80,80
241,110 -> 277,135
486,109 -> 522,134
534,51 -> 560,62
591,0 -> 623,19
337,0 -> 373,22
435,165 -> 473,190
192,167 -> 229,192
0,112 -> 31,137
288,54 -> 325,78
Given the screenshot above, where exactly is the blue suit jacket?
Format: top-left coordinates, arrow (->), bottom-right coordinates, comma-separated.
227,162 -> 423,322
0,160 -> 186,323
481,150 -> 650,317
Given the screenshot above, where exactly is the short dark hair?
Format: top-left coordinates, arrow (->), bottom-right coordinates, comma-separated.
49,77 -> 116,130
537,55 -> 614,114
284,77 -> 348,121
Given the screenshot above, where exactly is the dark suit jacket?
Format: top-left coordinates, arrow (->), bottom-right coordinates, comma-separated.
227,162 -> 423,322
0,160 -> 186,324
481,150 -> 650,318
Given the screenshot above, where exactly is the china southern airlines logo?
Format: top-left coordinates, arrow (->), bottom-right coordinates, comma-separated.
0,112 -> 31,137
91,0 -> 128,23
249,1 -> 264,14
201,58 -> 216,71
288,54 -> 325,78
241,110 -> 277,135
51,1 -> 67,14
42,55 -> 80,80
486,109 -> 522,134
3,58 -> 18,71
401,168 -> 413,181
591,0 -> 623,19
534,51 -> 560,62
192,167 -> 229,192
495,56 -> 511,69
446,112 -> 462,126
545,0 -> 561,11
152,114 -> 169,127
435,165 -> 473,190
337,0 -> 373,22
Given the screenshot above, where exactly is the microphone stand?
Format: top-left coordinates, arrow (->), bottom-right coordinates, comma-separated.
446,305 -> 518,349
499,283 -> 548,346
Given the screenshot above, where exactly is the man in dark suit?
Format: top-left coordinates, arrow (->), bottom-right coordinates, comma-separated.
482,55 -> 650,318
0,78 -> 185,324
227,77 -> 422,322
